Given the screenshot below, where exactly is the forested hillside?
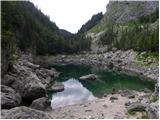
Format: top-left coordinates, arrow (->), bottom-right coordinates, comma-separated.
88,1 -> 159,53
2,1 -> 92,54
98,9 -> 159,52
1,1 -> 91,75
78,12 -> 103,33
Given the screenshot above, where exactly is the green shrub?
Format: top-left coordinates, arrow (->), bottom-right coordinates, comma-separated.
128,106 -> 146,115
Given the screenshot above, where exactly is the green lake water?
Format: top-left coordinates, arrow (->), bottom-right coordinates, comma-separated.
50,64 -> 155,109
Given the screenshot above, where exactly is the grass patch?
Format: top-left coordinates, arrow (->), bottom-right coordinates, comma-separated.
150,95 -> 158,103
141,115 -> 149,119
128,106 -> 146,115
136,52 -> 159,66
89,23 -> 106,33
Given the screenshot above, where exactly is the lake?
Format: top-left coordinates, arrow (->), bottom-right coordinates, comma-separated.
49,65 -> 155,109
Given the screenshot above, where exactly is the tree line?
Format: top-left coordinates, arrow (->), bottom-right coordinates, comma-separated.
1,1 -> 91,56
98,9 -> 159,53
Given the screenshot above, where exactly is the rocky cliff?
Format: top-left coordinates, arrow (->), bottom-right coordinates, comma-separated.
104,1 -> 158,24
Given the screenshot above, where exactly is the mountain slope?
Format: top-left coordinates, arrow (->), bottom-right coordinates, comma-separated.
88,1 -> 159,53
1,1 -> 92,76
60,29 -> 75,40
78,12 -> 103,33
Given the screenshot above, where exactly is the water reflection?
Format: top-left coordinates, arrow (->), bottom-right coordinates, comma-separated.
51,78 -> 97,109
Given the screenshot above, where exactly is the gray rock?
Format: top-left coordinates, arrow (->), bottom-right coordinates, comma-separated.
110,96 -> 118,100
147,59 -> 153,64
23,61 -> 40,69
128,95 -> 135,99
36,68 -> 55,78
1,106 -> 52,119
30,97 -> 51,111
79,74 -> 97,80
47,82 -> 64,92
125,101 -> 132,106
1,74 -> 16,86
108,62 -> 114,69
103,93 -> 107,97
106,1 -> 158,24
22,80 -> 46,102
51,68 -> 60,78
9,71 -> 46,102
120,90 -> 135,98
10,62 -> 47,102
1,85 -> 21,109
146,101 -> 159,119
142,88 -> 152,94
153,83 -> 159,97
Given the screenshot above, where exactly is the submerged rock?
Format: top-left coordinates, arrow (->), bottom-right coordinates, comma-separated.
1,85 -> 21,109
30,97 -> 51,111
120,90 -> 135,99
79,74 -> 97,80
1,106 -> 52,119
142,88 -> 152,94
47,82 -> 64,92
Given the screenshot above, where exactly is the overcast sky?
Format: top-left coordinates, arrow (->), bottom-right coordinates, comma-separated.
30,0 -> 109,33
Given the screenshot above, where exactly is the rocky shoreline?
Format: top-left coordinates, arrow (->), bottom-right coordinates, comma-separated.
35,50 -> 158,82
48,90 -> 159,119
1,54 -> 60,119
1,50 -> 159,119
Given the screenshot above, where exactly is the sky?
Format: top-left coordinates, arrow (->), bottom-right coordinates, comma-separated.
30,0 -> 109,33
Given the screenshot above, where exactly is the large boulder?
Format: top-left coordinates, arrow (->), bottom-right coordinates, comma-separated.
22,82 -> 46,102
20,72 -> 46,101
1,85 -> 21,109
79,74 -> 97,80
30,97 -> 51,111
2,56 -> 58,103
8,67 -> 46,102
1,106 -> 52,119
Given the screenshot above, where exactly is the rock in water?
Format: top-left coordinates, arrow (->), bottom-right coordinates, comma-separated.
1,106 -> 52,119
30,97 -> 51,111
120,90 -> 135,98
79,74 -> 97,80
1,85 -> 21,109
47,82 -> 64,92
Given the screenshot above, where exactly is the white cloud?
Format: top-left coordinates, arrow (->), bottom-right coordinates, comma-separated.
30,0 -> 109,33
